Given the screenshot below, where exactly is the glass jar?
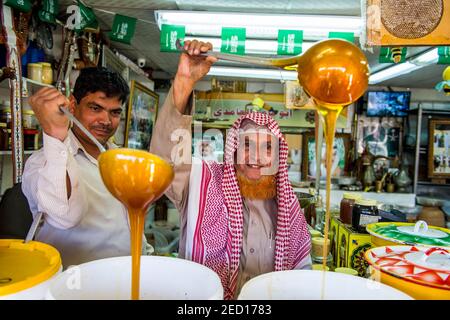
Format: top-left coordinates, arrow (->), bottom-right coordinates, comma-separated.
0,106 -> 12,127
22,110 -> 38,129
312,252 -> 333,270
27,63 -> 42,82
0,123 -> 8,150
311,237 -> 331,258
340,192 -> 362,224
40,62 -> 53,84
352,199 -> 380,233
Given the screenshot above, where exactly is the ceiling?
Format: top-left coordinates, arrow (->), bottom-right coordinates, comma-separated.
58,0 -> 449,89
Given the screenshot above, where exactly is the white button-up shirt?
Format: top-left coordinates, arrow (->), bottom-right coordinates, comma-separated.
22,130 -> 145,268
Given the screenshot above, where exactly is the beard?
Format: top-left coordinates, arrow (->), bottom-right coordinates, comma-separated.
236,170 -> 277,200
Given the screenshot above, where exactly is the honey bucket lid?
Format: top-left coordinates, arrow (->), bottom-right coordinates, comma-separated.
334,267 -> 358,276
343,192 -> 362,200
0,239 -> 61,296
309,229 -> 322,238
22,110 -> 35,115
311,237 -> 330,245
365,245 -> 450,290
27,63 -> 42,68
312,264 -> 330,271
355,198 -> 378,206
366,221 -> 450,247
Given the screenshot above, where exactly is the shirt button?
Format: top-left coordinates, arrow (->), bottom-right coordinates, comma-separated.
250,248 -> 255,254
61,151 -> 67,157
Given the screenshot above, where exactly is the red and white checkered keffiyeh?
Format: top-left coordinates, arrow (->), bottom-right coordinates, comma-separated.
190,112 -> 311,299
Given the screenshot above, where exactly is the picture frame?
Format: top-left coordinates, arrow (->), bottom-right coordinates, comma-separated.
284,80 -> 315,109
302,132 -> 351,180
428,119 -> 450,178
124,80 -> 159,150
356,115 -> 403,158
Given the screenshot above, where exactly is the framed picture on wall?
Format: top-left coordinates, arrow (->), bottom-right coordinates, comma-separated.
356,116 -> 403,158
125,80 -> 159,150
428,119 -> 450,178
302,132 -> 351,180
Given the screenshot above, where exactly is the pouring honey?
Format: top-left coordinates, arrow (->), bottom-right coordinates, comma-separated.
295,39 -> 369,298
98,149 -> 174,300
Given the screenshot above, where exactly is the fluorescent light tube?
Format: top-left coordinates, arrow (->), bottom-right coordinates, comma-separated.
155,10 -> 361,40
369,48 -> 439,84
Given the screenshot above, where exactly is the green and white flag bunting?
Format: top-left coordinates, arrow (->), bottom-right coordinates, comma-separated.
74,0 -> 97,32
438,46 -> 450,64
277,30 -> 303,55
160,24 -> 185,52
221,28 -> 246,55
42,0 -> 58,14
109,14 -> 137,45
328,32 -> 354,43
379,47 -> 407,63
3,0 -> 32,12
39,0 -> 59,24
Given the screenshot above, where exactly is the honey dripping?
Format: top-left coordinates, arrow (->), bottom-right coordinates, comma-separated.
98,149 -> 174,300
294,39 -> 369,299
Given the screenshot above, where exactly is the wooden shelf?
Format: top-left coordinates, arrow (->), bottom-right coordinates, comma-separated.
0,150 -> 35,155
0,77 -> 54,90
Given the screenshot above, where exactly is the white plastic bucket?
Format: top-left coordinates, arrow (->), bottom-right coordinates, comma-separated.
46,256 -> 223,300
0,240 -> 62,300
2,272 -> 61,300
238,270 -> 413,300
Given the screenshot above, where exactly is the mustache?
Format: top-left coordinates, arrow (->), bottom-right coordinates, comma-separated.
90,124 -> 113,133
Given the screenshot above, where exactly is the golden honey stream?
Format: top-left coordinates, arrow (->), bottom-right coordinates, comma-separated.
296,39 -> 369,297
98,149 -> 174,300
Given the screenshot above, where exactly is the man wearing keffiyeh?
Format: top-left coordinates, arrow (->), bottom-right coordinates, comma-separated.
151,40 -> 311,299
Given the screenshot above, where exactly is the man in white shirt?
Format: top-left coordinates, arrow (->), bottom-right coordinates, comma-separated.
22,67 -> 144,268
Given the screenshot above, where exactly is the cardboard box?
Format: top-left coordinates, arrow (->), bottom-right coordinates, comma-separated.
329,216 -> 341,268
337,223 -> 372,277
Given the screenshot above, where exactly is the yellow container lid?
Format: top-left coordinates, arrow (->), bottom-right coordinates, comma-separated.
355,198 -> 378,206
0,239 -> 61,297
309,229 -> 322,238
343,192 -> 362,200
312,264 -> 330,271
334,267 -> 358,276
27,63 -> 42,68
39,62 -> 51,67
22,110 -> 35,115
311,237 -> 330,246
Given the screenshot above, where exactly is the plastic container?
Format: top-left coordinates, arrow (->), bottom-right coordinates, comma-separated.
45,256 -> 223,300
40,62 -> 53,84
311,237 -> 330,257
352,199 -> 379,233
340,192 -> 362,224
366,245 -> 450,300
367,221 -> 450,248
237,270 -> 412,300
0,239 -> 62,300
27,63 -> 42,82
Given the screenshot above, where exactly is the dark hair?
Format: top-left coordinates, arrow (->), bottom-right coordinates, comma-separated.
73,67 -> 129,104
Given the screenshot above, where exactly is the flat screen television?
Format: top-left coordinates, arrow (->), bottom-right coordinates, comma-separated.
367,91 -> 411,117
